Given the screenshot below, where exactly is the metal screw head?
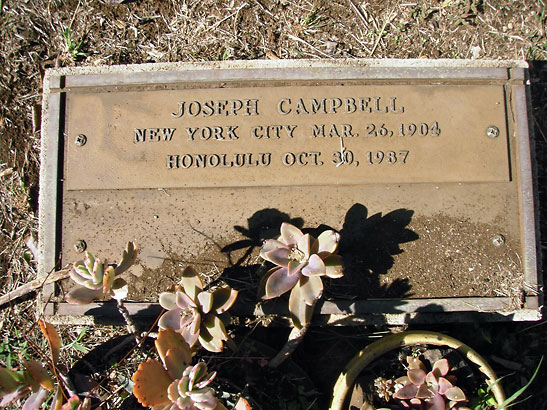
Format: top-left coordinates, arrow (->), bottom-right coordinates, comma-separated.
492,234 -> 505,247
75,134 -> 87,146
486,126 -> 500,139
74,240 -> 87,253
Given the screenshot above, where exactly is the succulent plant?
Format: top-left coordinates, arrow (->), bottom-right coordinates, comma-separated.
61,395 -> 91,410
0,358 -> 54,410
387,357 -> 470,410
66,242 -> 138,304
133,329 -> 226,410
259,222 -> 343,329
158,266 -> 238,353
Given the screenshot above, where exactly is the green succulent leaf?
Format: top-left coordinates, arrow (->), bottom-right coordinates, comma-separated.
181,266 -> 203,300
165,348 -> 190,380
211,287 -> 238,314
197,291 -> 214,314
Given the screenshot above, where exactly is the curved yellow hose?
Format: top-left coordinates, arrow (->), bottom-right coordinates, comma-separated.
329,330 -> 506,410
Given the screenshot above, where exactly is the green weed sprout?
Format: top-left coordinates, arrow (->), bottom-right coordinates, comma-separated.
63,27 -> 87,59
158,266 -> 238,353
259,222 -> 343,329
132,329 -> 228,410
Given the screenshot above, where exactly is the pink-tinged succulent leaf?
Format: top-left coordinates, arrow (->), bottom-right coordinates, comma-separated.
211,287 -> 238,314
188,363 -> 207,391
112,278 -> 128,301
425,393 -> 446,410
233,397 -> 251,410
438,377 -> 453,395
132,360 -> 173,407
158,309 -> 183,331
296,234 -> 311,259
195,371 -> 217,390
301,254 -> 326,277
393,383 -> 419,400
0,367 -> 22,394
22,359 -> 53,391
426,370 -> 439,387
288,282 -> 314,329
167,379 -> 181,402
198,328 -> 223,353
264,248 -> 291,267
38,320 -> 61,367
83,253 -> 95,275
197,292 -> 213,314
263,267 -> 299,299
406,356 -> 425,370
444,386 -> 466,402
0,386 -> 30,407
408,368 -> 427,386
165,348 -> 190,380
287,260 -> 306,276
416,384 -> 433,399
91,261 -> 104,286
60,395 -> 81,410
299,276 -> 323,306
177,290 -> 197,309
202,314 -> 228,342
182,323 -> 200,349
280,222 -> 304,245
22,387 -> 48,410
395,376 -> 409,384
259,239 -> 287,258
323,254 -> 344,278
66,287 -> 104,305
69,269 -> 91,287
73,262 -> 91,279
159,292 -> 177,310
181,266 -> 203,300
317,230 -> 340,255
432,359 -> 449,377
102,266 -> 115,294
114,241 -> 139,275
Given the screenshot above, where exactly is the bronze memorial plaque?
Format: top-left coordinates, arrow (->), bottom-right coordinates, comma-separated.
39,60 -> 541,324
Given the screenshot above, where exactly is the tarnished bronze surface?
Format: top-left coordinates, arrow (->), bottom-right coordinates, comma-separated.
39,61 -> 540,324
65,85 -> 508,190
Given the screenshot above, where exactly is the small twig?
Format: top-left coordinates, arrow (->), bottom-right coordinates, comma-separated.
116,299 -> 142,343
0,269 -> 70,307
268,324 -> 309,368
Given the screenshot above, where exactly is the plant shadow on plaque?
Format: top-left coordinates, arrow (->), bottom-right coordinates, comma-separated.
220,203 -> 419,311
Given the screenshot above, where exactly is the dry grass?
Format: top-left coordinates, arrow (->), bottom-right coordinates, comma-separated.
0,0 -> 546,408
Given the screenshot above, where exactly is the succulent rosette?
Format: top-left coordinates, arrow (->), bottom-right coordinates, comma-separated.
66,242 -> 138,304
158,266 -> 238,353
259,222 -> 343,329
133,329 -> 226,410
391,357 -> 469,410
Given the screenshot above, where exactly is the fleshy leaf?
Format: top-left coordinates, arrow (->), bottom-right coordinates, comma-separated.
158,309 -> 183,331
66,287 -> 103,305
165,348 -> 190,380
69,269 -> 91,287
296,234 -> 311,259
91,261 -> 104,286
83,253 -> 95,275
38,320 -> 61,366
22,387 -> 48,410
234,397 -> 252,410
408,369 -> 426,386
132,360 -> 173,407
211,287 -> 238,314
393,384 -> 418,400
445,386 -> 466,402
114,241 -> 139,275
181,266 -> 203,300
316,230 -> 339,254
299,275 -> 323,306
407,356 -> 424,370
438,377 -> 453,395
112,278 -> 128,301
323,254 -> 344,278
287,260 -> 306,276
188,363 -> 207,391
198,328 -> 223,353
415,383 -> 432,399
22,359 -> 54,391
259,239 -> 286,258
288,282 -> 314,329
263,267 -> 299,299
197,292 -> 214,314
432,359 -> 449,377
264,248 -> 290,267
301,254 -> 326,277
155,329 -> 191,366
159,292 -> 177,310
280,222 -> 304,245
203,314 -> 228,342
426,393 -> 445,410
0,367 -> 22,394
102,266 -> 115,294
